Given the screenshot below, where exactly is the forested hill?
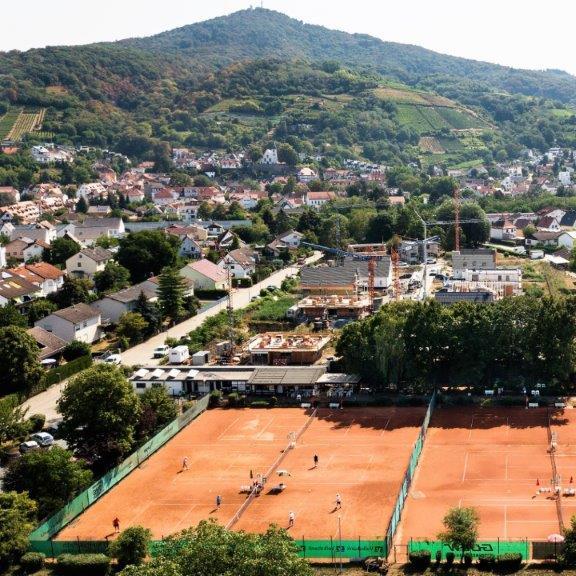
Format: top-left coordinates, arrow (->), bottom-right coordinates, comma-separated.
122,8 -> 576,104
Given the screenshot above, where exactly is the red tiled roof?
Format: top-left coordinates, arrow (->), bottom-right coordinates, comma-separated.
186,258 -> 228,282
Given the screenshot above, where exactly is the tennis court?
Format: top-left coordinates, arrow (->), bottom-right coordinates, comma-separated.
55,407 -> 425,543
398,407 -> 562,547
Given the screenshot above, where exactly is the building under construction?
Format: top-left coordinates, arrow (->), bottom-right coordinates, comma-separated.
295,294 -> 372,320
246,333 -> 331,366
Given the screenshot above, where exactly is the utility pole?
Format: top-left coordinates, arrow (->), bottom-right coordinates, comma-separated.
226,264 -> 234,362
414,209 -> 428,300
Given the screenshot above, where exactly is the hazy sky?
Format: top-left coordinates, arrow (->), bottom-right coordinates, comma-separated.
2,0 -> 576,75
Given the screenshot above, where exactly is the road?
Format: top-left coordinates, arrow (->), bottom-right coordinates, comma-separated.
21,253 -> 322,422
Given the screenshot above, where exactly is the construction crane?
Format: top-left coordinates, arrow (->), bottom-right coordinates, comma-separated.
301,242 -> 392,310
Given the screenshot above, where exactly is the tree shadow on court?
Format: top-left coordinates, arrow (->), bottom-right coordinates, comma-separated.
313,406 -> 428,431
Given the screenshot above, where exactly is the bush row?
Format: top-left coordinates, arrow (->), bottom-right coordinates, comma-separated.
43,355 -> 93,387
409,550 -> 523,571
56,553 -> 111,576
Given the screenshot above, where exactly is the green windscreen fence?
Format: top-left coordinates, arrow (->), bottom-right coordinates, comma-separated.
384,391 -> 436,555
408,540 -> 530,560
29,394 -> 210,551
297,539 -> 386,559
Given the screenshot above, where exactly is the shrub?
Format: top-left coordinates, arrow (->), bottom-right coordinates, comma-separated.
20,552 -> 45,573
270,396 -> 278,407
56,553 -> 110,576
250,400 -> 269,408
496,552 -> 522,572
28,414 -> 45,433
227,392 -> 240,407
435,550 -> 442,564
109,526 -> 151,568
446,551 -> 455,566
478,553 -> 496,570
463,552 -> 473,566
408,550 -> 431,570
209,390 -> 222,408
62,340 -> 92,361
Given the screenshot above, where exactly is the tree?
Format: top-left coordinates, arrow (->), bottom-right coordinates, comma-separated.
120,558 -> 181,576
76,196 -> 88,213
26,299 -> 57,325
134,292 -> 162,337
138,387 -> 178,439
0,395 -> 28,444
110,526 -> 152,569
44,236 -> 80,266
158,267 -> 187,324
49,276 -> 92,308
438,507 -> 480,559
0,492 -> 37,568
62,340 -> 92,361
117,312 -> 149,346
94,261 -> 131,294
0,303 -> 27,328
57,364 -> 141,468
0,326 -> 43,395
277,143 -> 299,166
561,515 -> 576,566
3,447 -> 92,519
129,520 -> 312,576
118,231 -> 179,282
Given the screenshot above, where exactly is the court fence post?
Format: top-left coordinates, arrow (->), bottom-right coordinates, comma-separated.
497,537 -> 500,556
330,535 -> 334,566
302,536 -> 305,559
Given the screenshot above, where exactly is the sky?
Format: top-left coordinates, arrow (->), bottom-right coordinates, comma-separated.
2,0 -> 576,75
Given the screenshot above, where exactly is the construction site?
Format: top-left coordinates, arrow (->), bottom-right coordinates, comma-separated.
245,333 -> 332,366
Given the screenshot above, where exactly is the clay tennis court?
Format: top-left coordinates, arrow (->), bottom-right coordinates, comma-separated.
398,407 -> 564,547
56,407 -> 425,542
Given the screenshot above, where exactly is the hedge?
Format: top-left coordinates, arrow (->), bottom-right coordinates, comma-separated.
56,553 -> 110,576
250,400 -> 270,408
20,552 -> 45,573
446,551 -> 455,566
478,553 -> 496,570
43,355 -> 93,387
195,289 -> 228,300
496,552 -> 522,572
408,550 -> 431,570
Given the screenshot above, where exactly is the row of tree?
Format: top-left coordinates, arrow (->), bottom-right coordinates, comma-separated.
336,296 -> 576,390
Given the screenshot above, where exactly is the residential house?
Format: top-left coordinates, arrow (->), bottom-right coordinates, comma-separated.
0,275 -> 42,308
179,235 -> 203,259
275,230 -> 304,249
165,224 -> 208,242
180,258 -> 230,291
5,238 -> 48,262
259,149 -> 279,164
388,195 -> 406,206
139,275 -> 194,298
10,222 -> 57,244
76,182 -> 107,200
74,218 -> 125,245
66,247 -> 113,278
152,188 -> 180,206
204,222 -> 225,238
297,167 -> 318,183
558,231 -> 576,250
305,191 -> 336,208
92,284 -> 158,324
7,262 -> 64,297
124,188 -> 146,203
560,211 -> 576,229
490,218 -> 518,241
36,303 -> 101,344
218,248 -> 258,279
27,326 -> 68,360
451,249 -> 497,279
215,229 -> 240,251
525,231 -> 562,248
0,186 -> 20,204
536,215 -> 561,231
0,201 -> 40,224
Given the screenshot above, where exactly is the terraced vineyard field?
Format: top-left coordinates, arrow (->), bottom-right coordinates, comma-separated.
396,103 -> 486,133
0,108 -> 23,139
0,108 -> 46,141
418,136 -> 445,153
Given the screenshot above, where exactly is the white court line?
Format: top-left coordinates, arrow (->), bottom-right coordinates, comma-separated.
344,419 -> 356,435
216,415 -> 242,440
379,418 -> 392,435
462,452 -> 469,482
255,415 -> 276,440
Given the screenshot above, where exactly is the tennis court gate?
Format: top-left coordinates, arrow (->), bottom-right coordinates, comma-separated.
384,390 -> 437,559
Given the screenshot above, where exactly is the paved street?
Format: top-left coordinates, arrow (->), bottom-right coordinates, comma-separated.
21,253 -> 322,422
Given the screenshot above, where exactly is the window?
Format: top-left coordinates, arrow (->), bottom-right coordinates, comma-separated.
83,321 -> 87,328
75,324 -> 80,332
77,262 -> 82,267
136,382 -> 146,389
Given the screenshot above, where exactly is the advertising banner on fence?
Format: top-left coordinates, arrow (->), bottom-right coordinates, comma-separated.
408,540 -> 529,560
297,539 -> 386,559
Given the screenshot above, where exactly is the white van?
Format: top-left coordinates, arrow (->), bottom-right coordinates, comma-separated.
169,346 -> 190,364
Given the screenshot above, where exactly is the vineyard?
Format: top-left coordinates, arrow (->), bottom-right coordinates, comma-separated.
0,108 -> 46,141
373,87 -> 456,108
418,136 -> 445,154
395,103 -> 485,134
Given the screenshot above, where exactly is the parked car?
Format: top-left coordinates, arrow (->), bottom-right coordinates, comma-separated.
31,432 -> 54,447
266,285 -> 278,291
153,345 -> 170,358
19,440 -> 40,454
104,354 -> 122,365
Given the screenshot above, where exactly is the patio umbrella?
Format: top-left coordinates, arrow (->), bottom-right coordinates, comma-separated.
548,533 -> 565,561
